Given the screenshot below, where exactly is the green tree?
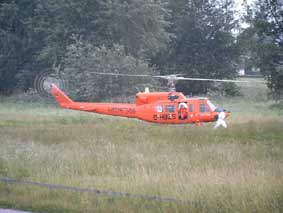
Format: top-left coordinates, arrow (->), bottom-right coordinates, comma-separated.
31,0 -> 171,97
242,0 -> 283,99
63,41 -> 158,101
0,0 -> 171,95
0,0 -> 37,94
99,0 -> 172,58
156,0 -> 239,95
1,0 -> 242,97
32,0 -> 171,66
31,0 -> 101,67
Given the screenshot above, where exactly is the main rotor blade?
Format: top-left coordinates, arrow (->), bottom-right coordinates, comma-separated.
90,71 -> 158,78
176,77 -> 265,83
89,71 -> 265,83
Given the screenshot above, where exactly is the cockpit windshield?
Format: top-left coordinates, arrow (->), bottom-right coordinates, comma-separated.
207,100 -> 217,111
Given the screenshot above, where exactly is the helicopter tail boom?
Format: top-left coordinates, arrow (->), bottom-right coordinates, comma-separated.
51,84 -> 74,108
51,84 -> 138,118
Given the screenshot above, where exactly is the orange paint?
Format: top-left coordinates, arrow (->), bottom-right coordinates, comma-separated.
51,84 -> 230,125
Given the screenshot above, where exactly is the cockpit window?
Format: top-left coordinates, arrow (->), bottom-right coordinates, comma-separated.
207,100 -> 216,111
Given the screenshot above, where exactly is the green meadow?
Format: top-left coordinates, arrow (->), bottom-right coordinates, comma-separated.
0,82 -> 283,212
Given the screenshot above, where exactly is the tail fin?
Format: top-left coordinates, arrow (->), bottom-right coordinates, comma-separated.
51,84 -> 74,107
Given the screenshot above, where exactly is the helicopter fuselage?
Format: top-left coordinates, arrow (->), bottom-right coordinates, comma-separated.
52,84 -> 230,125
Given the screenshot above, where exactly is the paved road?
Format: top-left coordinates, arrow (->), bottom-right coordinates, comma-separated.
0,209 -> 32,213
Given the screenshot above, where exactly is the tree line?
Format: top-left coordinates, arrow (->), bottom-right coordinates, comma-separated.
0,0 -> 282,100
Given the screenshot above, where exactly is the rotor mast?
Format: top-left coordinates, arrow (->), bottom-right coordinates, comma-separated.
159,75 -> 184,92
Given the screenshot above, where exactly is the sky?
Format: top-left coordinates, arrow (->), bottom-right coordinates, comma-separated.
234,0 -> 255,10
234,0 -> 256,15
234,0 -> 256,29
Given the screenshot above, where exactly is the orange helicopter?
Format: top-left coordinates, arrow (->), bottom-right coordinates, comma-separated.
51,73 -> 257,128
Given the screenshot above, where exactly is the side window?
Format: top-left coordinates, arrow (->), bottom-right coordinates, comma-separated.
200,104 -> 206,112
166,105 -> 176,112
200,104 -> 210,112
156,105 -> 163,113
189,104 -> 194,112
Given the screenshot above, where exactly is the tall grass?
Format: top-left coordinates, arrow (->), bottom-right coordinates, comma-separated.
0,87 -> 283,212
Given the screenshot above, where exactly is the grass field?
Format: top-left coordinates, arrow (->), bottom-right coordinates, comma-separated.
0,82 -> 283,212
